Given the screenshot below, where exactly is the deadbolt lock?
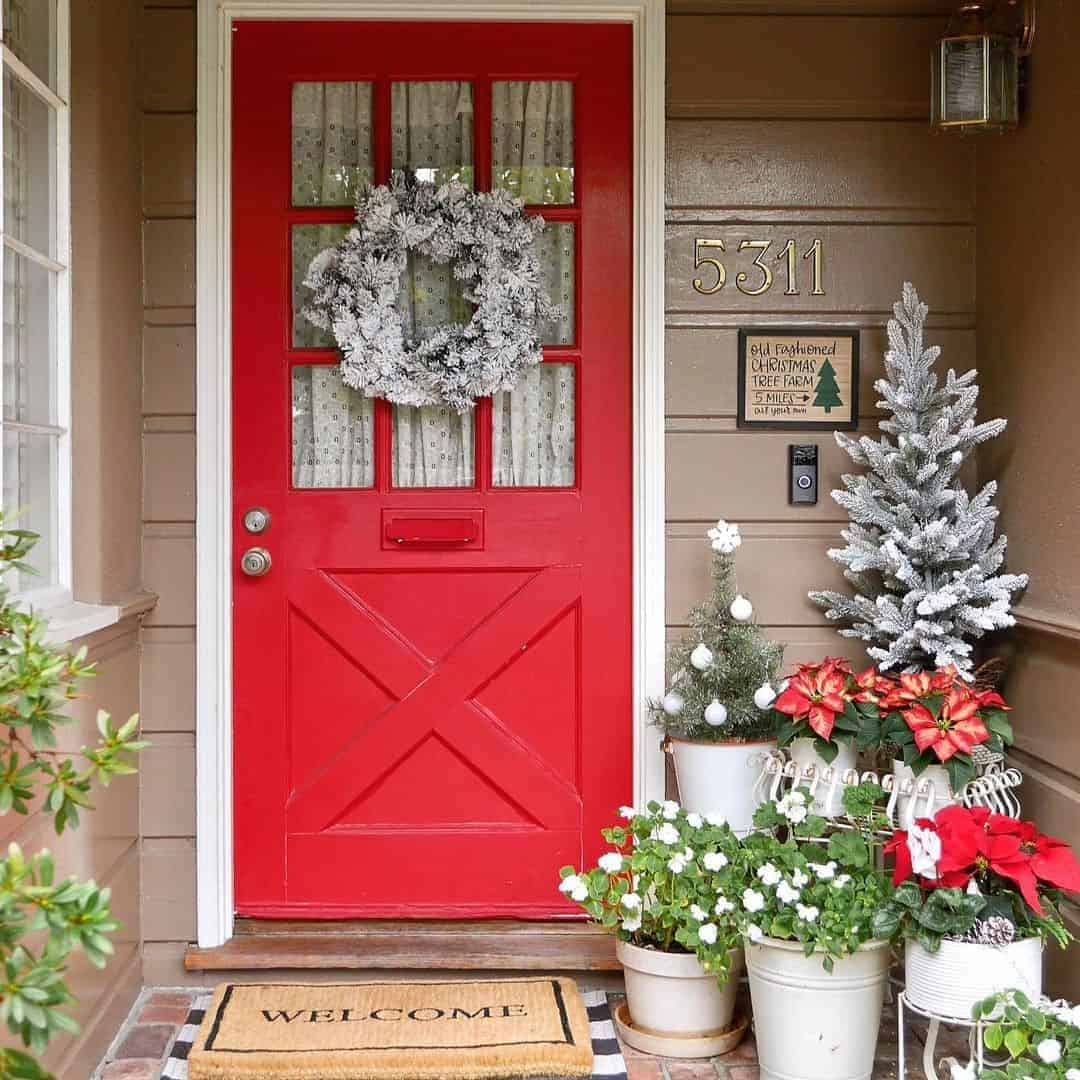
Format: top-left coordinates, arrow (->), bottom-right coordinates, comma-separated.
240,547 -> 272,577
243,506 -> 271,534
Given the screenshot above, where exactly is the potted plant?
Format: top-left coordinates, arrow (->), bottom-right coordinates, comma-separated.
558,801 -> 747,1042
874,804 -> 1080,1021
771,657 -> 887,817
970,989 -> 1080,1078
652,519 -> 784,833
737,783 -> 895,1080
862,667 -> 1014,824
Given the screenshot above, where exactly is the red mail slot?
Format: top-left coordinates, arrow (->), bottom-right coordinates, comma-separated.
382,510 -> 484,548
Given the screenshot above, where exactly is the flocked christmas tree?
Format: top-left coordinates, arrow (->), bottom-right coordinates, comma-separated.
653,520 -> 784,743
810,283 -> 1027,678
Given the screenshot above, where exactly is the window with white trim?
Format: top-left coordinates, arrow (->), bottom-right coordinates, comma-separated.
1,0 -> 70,602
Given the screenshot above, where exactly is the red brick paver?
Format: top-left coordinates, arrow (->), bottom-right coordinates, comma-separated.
100,1061 -> 162,1079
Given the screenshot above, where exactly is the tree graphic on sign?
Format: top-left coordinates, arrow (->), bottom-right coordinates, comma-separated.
813,358 -> 843,414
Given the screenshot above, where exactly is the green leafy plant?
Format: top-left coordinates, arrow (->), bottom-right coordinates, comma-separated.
970,989 -> 1080,1079
736,783 -> 895,971
0,519 -> 145,1079
558,801 -> 749,985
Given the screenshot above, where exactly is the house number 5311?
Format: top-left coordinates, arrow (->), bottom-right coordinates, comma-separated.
692,238 -> 825,297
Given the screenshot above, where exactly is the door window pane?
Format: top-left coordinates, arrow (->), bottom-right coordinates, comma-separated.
538,222 -> 575,345
2,0 -> 56,92
391,81 -> 473,188
492,81 -> 574,205
4,67 -> 57,259
292,365 -> 374,488
3,247 -> 56,425
492,363 -> 574,487
292,82 -> 373,207
392,405 -> 474,489
3,427 -> 56,588
292,224 -> 349,348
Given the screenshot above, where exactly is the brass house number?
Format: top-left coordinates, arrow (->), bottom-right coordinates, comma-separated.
692,238 -> 826,297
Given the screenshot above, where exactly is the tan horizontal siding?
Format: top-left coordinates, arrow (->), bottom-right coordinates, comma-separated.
140,733 -> 197,838
143,113 -> 196,218
667,14 -> 942,119
142,838 -> 198,942
142,529 -> 196,626
667,120 -> 975,218
141,8 -> 195,111
141,628 -> 197,733
143,433 -> 196,521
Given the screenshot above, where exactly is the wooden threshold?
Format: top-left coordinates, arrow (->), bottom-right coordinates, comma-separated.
184,920 -> 619,972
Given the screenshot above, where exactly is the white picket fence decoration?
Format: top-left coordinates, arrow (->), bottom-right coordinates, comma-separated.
751,751 -> 1023,832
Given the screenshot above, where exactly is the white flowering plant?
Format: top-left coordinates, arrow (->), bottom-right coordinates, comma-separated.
736,783 -> 894,970
558,801 -> 749,984
969,990 -> 1080,1078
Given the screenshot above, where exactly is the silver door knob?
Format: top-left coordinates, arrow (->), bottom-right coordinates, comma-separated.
243,506 -> 271,534
240,547 -> 272,577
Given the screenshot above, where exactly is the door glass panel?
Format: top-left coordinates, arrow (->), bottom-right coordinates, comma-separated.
492,363 -> 575,487
292,223 -> 350,348
291,365 -> 374,488
538,222 -> 575,345
392,405 -> 475,488
391,81 -> 474,188
292,81 -> 374,206
492,81 -> 574,205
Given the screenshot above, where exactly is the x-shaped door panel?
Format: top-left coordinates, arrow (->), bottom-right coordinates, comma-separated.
286,566 -> 585,835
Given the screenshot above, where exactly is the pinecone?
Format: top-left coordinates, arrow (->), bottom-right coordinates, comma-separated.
958,916 -> 1017,946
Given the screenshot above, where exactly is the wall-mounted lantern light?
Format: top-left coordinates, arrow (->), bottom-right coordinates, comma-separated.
931,0 -> 1036,133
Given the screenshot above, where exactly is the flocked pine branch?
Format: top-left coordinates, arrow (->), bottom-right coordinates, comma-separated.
809,283 -> 1027,678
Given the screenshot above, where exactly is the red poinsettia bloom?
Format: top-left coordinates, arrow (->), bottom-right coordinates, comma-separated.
887,805 -> 1080,917
880,666 -> 958,711
852,666 -> 893,705
774,657 -> 851,742
902,687 -> 990,763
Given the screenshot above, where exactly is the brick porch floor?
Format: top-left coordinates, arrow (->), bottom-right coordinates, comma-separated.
93,985 -> 968,1079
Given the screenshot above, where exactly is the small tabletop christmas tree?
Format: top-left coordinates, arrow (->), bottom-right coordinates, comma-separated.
653,520 -> 784,742
810,283 -> 1027,678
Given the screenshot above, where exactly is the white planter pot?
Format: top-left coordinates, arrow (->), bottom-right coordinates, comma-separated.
788,737 -> 858,818
616,938 -> 742,1038
892,759 -> 954,826
905,937 -> 1043,1021
669,736 -> 775,835
746,936 -> 890,1080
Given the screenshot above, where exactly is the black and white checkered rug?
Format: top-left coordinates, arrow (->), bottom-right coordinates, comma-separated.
160,989 -> 627,1079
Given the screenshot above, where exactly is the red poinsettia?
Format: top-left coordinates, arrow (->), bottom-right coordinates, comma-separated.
773,657 -> 852,742
903,687 -> 991,763
888,805 -> 1080,917
852,666 -> 894,705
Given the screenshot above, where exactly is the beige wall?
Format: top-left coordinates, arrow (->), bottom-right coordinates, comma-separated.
139,0 -> 197,986
975,0 -> 1080,997
1,2 -> 148,1074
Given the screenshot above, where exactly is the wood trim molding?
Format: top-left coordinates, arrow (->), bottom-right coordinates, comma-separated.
196,0 -> 666,949
1014,606 -> 1080,644
667,99 -> 928,121
667,1 -> 953,12
185,921 -> 619,972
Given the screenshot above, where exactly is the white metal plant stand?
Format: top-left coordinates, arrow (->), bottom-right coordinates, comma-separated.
899,989 -> 994,1080
752,751 -> 1023,831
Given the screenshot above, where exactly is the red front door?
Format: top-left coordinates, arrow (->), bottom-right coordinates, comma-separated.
232,20 -> 633,917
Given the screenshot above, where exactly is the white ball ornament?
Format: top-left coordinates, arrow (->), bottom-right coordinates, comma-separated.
753,683 -> 777,710
704,700 -> 728,727
690,643 -> 714,671
662,692 -> 685,717
729,594 -> 754,622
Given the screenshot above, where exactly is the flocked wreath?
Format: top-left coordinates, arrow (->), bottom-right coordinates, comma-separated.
302,176 -> 559,414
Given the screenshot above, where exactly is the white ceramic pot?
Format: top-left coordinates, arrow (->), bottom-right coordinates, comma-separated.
892,759 -> 954,826
617,938 -> 742,1037
905,936 -> 1043,1021
669,736 -> 775,835
788,737 -> 858,818
745,936 -> 890,1080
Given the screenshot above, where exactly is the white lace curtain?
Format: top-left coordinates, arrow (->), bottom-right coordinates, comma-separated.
292,80 -> 575,489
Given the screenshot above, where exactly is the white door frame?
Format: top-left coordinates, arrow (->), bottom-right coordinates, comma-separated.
195,0 -> 666,948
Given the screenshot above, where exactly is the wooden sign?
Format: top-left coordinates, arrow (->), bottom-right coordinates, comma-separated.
737,329 -> 859,430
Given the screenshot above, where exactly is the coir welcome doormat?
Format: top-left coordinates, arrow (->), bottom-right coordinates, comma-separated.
187,978 -> 595,1080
